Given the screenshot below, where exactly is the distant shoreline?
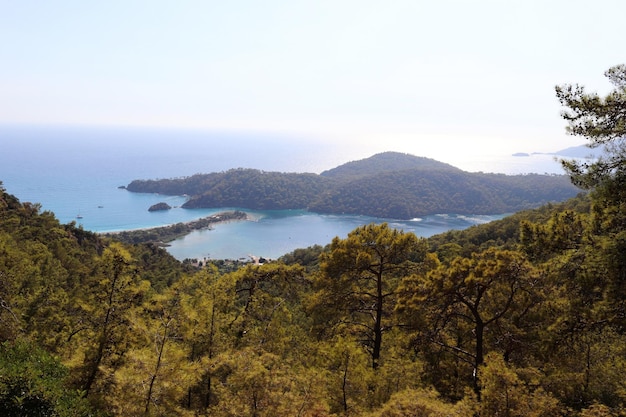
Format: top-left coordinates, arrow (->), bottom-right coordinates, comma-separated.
101,210 -> 249,246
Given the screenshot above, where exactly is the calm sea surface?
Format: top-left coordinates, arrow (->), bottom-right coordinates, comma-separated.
0,125 -> 564,260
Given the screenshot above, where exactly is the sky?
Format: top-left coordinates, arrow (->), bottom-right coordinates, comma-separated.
1,0 -> 624,164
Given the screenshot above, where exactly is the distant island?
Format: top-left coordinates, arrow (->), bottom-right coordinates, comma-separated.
125,152 -> 581,220
553,144 -> 604,158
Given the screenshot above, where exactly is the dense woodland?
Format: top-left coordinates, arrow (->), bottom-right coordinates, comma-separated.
126,153 -> 579,219
1,66 -> 626,416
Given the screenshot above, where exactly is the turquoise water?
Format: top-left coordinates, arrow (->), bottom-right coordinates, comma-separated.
1,125 -> 553,260
166,210 -> 506,261
0,125 -> 351,232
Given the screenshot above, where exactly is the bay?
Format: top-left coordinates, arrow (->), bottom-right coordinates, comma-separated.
0,124 -> 353,232
1,124 -> 557,261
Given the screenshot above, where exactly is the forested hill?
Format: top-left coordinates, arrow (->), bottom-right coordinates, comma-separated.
126,151 -> 580,219
3,65 -> 624,416
319,152 -> 461,179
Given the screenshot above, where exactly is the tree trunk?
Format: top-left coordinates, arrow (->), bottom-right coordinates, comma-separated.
474,319 -> 485,398
83,333 -> 106,395
342,351 -> 350,413
205,294 -> 217,408
372,270 -> 384,370
145,320 -> 169,415
83,268 -> 119,395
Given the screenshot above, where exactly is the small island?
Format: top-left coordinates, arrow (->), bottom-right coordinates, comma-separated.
148,202 -> 172,211
103,210 -> 248,245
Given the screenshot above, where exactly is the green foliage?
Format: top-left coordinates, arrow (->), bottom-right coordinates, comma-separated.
479,352 -> 562,417
520,209 -> 588,262
4,84 -> 626,417
310,223 -> 427,369
110,290 -> 203,416
580,403 -> 621,417
228,263 -> 311,356
541,328 -> 626,410
105,210 -> 247,246
206,347 -> 330,417
0,339 -> 98,417
556,64 -> 626,190
398,248 -> 543,396
316,337 -> 374,415
320,152 -> 461,180
279,244 -> 326,271
426,194 -> 589,257
0,186 -> 103,350
126,153 -> 579,219
365,388 -> 475,417
309,170 -> 577,219
128,242 -> 192,291
130,168 -> 333,210
67,242 -> 151,399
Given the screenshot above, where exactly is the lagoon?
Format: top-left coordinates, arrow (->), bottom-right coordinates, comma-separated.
165,209 -> 506,261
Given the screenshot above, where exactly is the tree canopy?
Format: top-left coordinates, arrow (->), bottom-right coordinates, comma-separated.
2,66 -> 626,415
126,153 -> 579,219
556,64 -> 626,190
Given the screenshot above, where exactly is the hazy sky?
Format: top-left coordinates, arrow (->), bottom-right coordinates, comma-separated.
1,1 -> 624,162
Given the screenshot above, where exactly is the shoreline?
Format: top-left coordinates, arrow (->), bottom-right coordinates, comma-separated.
101,210 -> 249,246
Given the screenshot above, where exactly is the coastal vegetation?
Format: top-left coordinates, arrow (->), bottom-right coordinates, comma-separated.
103,210 -> 248,245
0,65 -> 625,416
126,153 -> 580,219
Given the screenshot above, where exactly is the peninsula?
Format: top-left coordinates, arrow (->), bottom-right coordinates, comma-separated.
102,210 -> 248,245
125,152 -> 580,219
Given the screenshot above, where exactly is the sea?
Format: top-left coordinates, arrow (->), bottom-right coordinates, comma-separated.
0,125 -> 567,261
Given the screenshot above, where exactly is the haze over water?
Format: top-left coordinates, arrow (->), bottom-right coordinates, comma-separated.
1,125 -> 566,260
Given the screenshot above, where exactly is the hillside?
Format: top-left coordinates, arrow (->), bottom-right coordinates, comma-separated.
309,170 -> 579,219
320,152 -> 461,179
126,151 -> 580,219
3,65 -> 624,416
2,182 -> 625,416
